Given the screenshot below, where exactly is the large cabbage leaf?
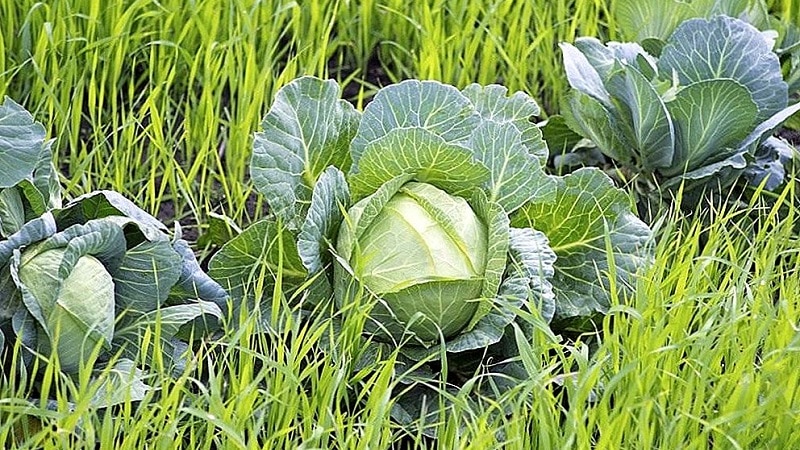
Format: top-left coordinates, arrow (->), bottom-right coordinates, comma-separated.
250,77 -> 360,228
0,97 -> 46,189
614,0 -> 763,42
0,98 -> 61,237
658,15 -> 786,123
511,168 -> 652,330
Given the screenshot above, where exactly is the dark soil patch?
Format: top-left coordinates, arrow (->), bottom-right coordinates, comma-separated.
776,127 -> 800,146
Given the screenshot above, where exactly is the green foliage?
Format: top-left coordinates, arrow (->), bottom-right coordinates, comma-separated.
2,1 -> 800,447
209,77 -> 653,434
559,16 -> 800,206
0,100 -> 226,408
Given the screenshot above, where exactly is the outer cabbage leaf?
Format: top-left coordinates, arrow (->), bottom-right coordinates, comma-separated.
459,84 -> 556,213
735,101 -> 800,155
562,90 -> 634,165
53,191 -> 230,308
0,213 -> 57,265
114,300 -> 222,353
661,151 -> 749,193
744,137 -> 798,190
511,168 -> 652,330
663,79 -> 757,177
461,83 -> 548,163
55,190 -> 170,241
615,0 -> 691,42
469,191 -> 509,322
573,38 -> 655,79
29,140 -> 61,211
0,97 -> 46,189
33,219 -> 127,275
463,120 -> 555,213
506,227 -> 556,324
540,115 -> 584,157
658,15 -> 786,123
348,128 -> 489,200
171,238 -> 230,308
208,219 -> 307,305
250,77 -> 360,228
297,166 -> 350,274
560,43 -> 611,105
350,79 -> 479,170
0,188 -> 26,236
112,239 -> 182,313
607,64 -> 675,170
0,98 -> 61,237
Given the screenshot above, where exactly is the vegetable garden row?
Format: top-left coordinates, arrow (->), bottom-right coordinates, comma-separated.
1,1 -> 799,448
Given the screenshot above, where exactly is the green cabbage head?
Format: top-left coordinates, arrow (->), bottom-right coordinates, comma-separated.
336,182 -> 488,341
17,247 -> 115,373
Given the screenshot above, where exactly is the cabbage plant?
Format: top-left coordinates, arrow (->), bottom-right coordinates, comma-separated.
0,100 -> 227,405
0,192 -> 227,374
557,15 -> 800,205
208,76 -> 652,419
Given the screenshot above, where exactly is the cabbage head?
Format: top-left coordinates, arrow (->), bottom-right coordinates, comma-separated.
17,246 -> 115,373
335,182 -> 488,341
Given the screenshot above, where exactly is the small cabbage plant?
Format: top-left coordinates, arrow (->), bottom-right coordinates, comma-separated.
556,15 -> 800,206
0,99 -> 227,405
208,77 -> 653,425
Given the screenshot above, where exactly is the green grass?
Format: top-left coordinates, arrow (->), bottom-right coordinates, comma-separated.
2,0 -> 800,448
0,0 -> 617,239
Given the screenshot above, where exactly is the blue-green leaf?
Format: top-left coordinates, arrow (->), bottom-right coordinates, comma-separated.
0,213 -> 57,266
573,37 -> 654,80
36,219 -> 127,276
350,79 -> 479,170
507,227 -> 556,324
464,120 -> 555,213
0,188 -> 26,237
659,15 -> 787,122
562,90 -> 633,165
298,166 -> 350,274
171,238 -> 230,308
744,137 -> 797,190
116,300 -> 222,340
250,77 -> 360,228
0,97 -> 46,189
461,83 -> 548,163
468,191 -> 509,328
511,168 -> 652,329
56,190 -> 169,241
113,240 -> 182,313
607,65 -> 675,170
664,79 -> 757,176
560,42 -> 611,105
735,101 -> 800,154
